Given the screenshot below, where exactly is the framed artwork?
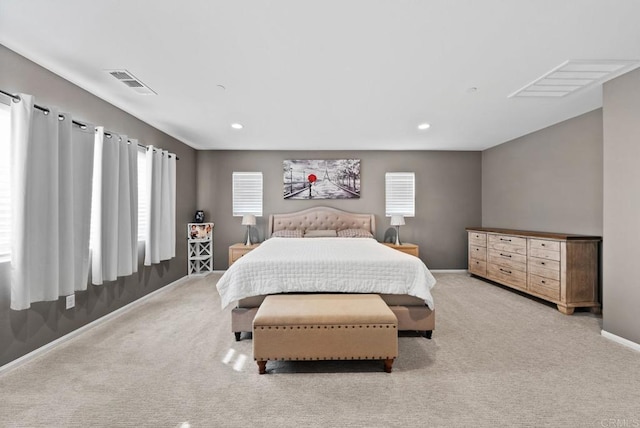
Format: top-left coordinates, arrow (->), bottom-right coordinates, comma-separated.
283,159 -> 361,199
188,222 -> 213,240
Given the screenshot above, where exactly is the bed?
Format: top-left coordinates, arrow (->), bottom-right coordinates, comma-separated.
216,206 -> 436,340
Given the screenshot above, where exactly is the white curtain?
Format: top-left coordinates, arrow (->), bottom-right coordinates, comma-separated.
144,145 -> 176,266
60,114 -> 95,294
10,94 -> 94,310
91,127 -> 138,285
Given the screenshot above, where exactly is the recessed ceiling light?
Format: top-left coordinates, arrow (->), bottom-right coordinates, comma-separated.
231,123 -> 243,130
417,123 -> 431,130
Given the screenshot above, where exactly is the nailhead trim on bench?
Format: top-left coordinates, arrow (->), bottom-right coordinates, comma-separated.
257,325 -> 397,330
254,355 -> 396,361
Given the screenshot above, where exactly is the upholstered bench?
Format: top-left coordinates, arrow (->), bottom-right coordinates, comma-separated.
253,294 -> 398,374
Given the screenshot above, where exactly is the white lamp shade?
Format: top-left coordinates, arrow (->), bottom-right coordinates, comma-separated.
241,214 -> 257,226
390,215 -> 405,226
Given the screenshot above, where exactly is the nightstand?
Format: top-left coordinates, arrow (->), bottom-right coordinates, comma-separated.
229,243 -> 260,266
382,242 -> 419,257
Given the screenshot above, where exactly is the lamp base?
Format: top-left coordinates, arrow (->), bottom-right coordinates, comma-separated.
395,226 -> 401,246
245,226 -> 252,246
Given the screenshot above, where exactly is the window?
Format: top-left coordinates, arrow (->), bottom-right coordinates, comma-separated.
0,101 -> 11,261
137,147 -> 148,241
232,172 -> 263,216
385,172 -> 415,217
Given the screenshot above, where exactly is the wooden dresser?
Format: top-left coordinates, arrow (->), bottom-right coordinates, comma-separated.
466,227 -> 600,315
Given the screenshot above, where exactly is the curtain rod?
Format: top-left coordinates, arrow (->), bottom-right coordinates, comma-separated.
0,89 -> 179,160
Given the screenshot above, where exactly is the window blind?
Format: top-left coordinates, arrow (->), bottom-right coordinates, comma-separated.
0,102 -> 11,261
233,172 -> 263,216
385,172 -> 415,217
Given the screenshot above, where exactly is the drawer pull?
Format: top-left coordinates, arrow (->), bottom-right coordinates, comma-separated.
499,253 -> 512,258
500,238 -> 512,242
541,243 -> 546,247
541,280 -> 546,284
499,268 -> 512,274
540,262 -> 545,265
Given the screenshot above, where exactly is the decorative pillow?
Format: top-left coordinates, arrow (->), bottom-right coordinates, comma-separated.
337,228 -> 374,238
303,229 -> 338,238
271,229 -> 303,238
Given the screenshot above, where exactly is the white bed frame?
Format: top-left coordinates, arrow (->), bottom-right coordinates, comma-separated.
231,206 -> 435,340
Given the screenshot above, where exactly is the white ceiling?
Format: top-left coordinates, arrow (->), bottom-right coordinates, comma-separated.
1,0 -> 639,151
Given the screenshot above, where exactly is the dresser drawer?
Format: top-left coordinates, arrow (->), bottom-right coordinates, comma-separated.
529,274 -> 560,301
488,234 -> 527,255
468,232 -> 487,248
488,251 -> 527,272
487,264 -> 527,290
468,259 -> 486,276
529,239 -> 560,252
469,245 -> 486,261
529,247 -> 560,262
528,258 -> 560,280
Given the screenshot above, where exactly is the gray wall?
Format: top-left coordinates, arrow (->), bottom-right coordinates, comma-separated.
0,45 -> 197,366
602,68 -> 640,344
482,109 -> 603,236
196,150 -> 482,270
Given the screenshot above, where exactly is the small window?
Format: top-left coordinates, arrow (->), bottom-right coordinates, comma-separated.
385,172 -> 415,217
137,147 -> 148,241
0,101 -> 11,261
233,172 -> 263,216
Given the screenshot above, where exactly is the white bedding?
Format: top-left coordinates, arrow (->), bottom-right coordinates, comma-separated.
216,237 -> 436,309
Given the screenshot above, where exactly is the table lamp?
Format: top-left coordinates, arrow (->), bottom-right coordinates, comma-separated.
390,215 -> 405,245
242,214 -> 256,245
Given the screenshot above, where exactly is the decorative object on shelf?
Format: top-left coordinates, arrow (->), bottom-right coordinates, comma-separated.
390,215 -> 405,245
194,210 -> 205,223
188,223 -> 212,240
242,214 -> 257,245
383,227 -> 397,243
283,159 -> 361,200
187,222 -> 213,275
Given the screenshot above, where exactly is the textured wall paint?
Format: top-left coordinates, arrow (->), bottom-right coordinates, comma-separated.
196,150 -> 482,270
482,109 -> 603,236
602,68 -> 640,344
0,45 -> 197,366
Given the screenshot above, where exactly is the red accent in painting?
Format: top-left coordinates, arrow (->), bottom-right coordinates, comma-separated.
308,174 -> 317,183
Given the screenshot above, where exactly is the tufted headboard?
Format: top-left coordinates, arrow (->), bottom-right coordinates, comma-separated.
268,206 -> 376,237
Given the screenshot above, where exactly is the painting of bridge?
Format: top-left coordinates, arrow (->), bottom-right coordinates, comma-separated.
283,159 -> 361,199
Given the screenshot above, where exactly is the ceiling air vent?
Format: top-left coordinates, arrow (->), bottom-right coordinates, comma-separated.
106,69 -> 157,95
509,60 -> 640,98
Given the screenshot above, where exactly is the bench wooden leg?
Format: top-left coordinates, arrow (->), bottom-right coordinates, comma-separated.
384,358 -> 394,373
423,330 -> 433,339
234,332 -> 241,341
257,360 -> 267,375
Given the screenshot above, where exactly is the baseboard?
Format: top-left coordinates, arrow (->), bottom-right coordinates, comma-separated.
601,330 -> 640,352
431,269 -> 468,273
0,275 -> 190,376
